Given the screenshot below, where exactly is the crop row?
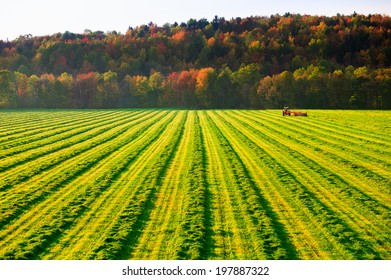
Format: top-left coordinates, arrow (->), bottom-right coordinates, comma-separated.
0,110 -> 133,158
213,111 -> 390,259
129,112 -> 205,259
0,110 -> 111,143
0,110 -> 175,259
0,110 -> 389,260
201,112 -> 296,259
234,111 -> 390,217
0,111 -> 144,173
40,111 -> 187,259
0,111 -> 163,229
85,111 -> 187,260
172,112 -> 210,259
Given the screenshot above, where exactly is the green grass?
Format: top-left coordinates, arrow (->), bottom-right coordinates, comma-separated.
0,109 -> 390,260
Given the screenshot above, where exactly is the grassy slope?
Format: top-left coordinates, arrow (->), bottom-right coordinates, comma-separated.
0,110 -> 389,260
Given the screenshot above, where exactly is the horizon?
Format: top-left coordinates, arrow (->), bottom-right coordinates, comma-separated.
2,12 -> 389,41
1,0 -> 391,41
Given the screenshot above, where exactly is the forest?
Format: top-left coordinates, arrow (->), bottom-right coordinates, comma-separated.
0,13 -> 391,109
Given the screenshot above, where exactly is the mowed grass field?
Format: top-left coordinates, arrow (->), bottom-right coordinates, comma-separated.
0,109 -> 390,260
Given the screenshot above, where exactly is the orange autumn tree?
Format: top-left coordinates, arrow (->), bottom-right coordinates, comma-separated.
195,67 -> 216,108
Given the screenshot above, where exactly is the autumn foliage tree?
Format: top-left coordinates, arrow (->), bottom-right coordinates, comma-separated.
0,13 -> 390,109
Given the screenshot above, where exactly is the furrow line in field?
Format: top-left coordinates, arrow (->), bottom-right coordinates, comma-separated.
208,111 -> 330,259
232,111 -> 391,213
0,110 -> 112,147
82,111 -> 187,260
172,111 -> 212,260
199,112 -> 244,259
246,111 -> 391,164
0,111 -> 84,132
262,110 -> 390,144
0,110 -> 142,169
204,112 -> 268,259
227,112 -> 391,258
0,110 -> 112,133
0,111 -> 176,259
202,112 -> 297,259
216,111 -> 388,259
129,111 -> 195,260
296,110 -> 391,141
241,111 -> 391,196
0,110 -> 112,143
0,110 -> 91,128
0,110 -> 154,193
0,111 -> 165,229
216,111 -> 357,258
206,111 -> 299,260
0,110 -> 134,156
42,111 -> 184,260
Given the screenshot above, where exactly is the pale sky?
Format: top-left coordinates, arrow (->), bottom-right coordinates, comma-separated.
1,0 -> 390,41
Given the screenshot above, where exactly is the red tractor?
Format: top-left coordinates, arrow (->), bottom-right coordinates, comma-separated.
282,107 -> 291,116
282,107 -> 307,116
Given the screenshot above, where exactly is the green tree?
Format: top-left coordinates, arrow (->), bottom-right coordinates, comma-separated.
126,75 -> 151,107
75,72 -> 99,108
149,71 -> 165,107
213,67 -> 237,108
0,70 -> 17,108
232,64 -> 261,108
26,75 -> 41,107
95,71 -> 120,108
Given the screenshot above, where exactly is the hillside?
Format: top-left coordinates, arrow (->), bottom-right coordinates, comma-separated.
1,13 -> 391,109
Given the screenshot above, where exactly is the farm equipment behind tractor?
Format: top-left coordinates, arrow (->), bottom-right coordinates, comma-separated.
282,107 -> 308,116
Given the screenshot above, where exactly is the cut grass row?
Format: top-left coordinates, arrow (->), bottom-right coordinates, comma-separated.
41,111 -> 185,259
0,109 -> 389,260
173,112 -> 210,260
86,111 -> 187,260
0,110 -> 112,143
0,110 -> 134,158
0,111 -> 177,259
214,111 -> 390,259
0,111 -> 144,172
236,111 -> 390,210
130,111 -> 202,259
0,111 -> 164,228
201,112 -> 296,259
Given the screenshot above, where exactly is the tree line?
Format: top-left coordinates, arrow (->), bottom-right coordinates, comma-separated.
1,13 -> 391,109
